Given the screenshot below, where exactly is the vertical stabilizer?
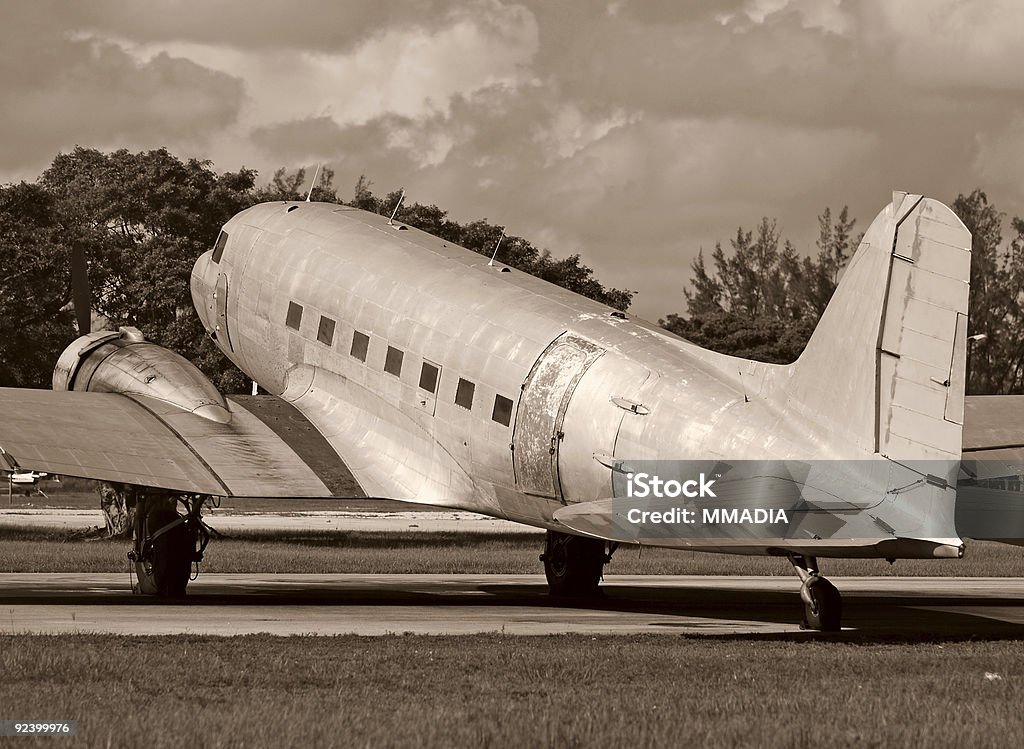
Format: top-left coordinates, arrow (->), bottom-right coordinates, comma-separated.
784,193 -> 971,460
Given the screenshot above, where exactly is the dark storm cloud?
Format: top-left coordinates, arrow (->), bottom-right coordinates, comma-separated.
0,5 -> 243,174
250,115 -> 419,170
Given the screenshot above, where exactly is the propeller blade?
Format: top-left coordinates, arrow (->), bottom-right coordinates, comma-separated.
71,244 -> 91,335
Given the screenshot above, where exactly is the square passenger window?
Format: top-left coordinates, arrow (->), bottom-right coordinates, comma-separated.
492,394 -> 514,426
286,301 -> 303,331
419,361 -> 440,393
455,378 -> 475,410
317,316 -> 335,345
385,346 -> 404,377
351,330 -> 369,362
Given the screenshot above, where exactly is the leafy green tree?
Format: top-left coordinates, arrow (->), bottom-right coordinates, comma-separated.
662,207 -> 857,363
0,183 -> 77,387
351,174 -> 380,212
254,166 -> 339,203
951,189 -> 1024,394
38,147 -> 258,392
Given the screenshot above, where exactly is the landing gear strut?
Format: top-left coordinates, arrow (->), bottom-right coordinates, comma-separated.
540,530 -> 611,597
789,553 -> 842,631
128,492 -> 212,597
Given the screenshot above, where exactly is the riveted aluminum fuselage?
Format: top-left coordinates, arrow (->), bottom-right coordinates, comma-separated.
190,202 -> 848,531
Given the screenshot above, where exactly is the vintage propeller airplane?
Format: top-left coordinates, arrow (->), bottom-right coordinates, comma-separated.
2,188 -> 1022,631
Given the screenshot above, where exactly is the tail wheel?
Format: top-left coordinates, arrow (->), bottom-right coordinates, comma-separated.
135,507 -> 192,597
801,576 -> 842,632
542,531 -> 606,597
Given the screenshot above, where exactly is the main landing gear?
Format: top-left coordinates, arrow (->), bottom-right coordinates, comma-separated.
127,492 -> 213,597
789,553 -> 842,631
540,530 -> 613,597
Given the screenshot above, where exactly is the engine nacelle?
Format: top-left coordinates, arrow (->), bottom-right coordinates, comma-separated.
53,326 -> 231,423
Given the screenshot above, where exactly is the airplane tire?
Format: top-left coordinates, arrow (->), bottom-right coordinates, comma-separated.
801,576 -> 842,632
135,507 -> 191,597
543,531 -> 605,597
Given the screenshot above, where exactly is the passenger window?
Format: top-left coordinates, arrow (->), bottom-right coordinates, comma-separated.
351,331 -> 370,362
492,394 -> 514,426
455,378 -> 475,410
385,346 -> 404,377
419,361 -> 440,393
317,316 -> 335,345
212,231 -> 228,263
286,301 -> 303,331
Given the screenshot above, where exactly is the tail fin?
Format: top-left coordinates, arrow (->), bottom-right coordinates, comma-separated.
784,192 -> 971,460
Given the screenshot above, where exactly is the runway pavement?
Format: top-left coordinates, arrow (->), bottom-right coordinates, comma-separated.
2,573 -> 1024,638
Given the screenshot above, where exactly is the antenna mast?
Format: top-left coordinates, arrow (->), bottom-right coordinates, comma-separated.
488,230 -> 506,266
305,164 -> 322,202
388,189 -> 406,225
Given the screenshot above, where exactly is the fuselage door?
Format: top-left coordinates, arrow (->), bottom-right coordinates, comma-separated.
513,332 -> 604,499
214,271 -> 232,352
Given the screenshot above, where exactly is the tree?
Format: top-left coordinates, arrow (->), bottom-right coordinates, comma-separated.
0,183 -> 77,387
663,207 -> 857,363
951,189 -> 1024,394
254,166 -> 339,203
38,147 -> 258,392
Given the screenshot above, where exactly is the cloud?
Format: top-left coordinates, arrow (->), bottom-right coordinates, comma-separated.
4,0 -> 1024,320
110,0 -> 539,130
974,113 -> 1024,207
50,0 -> 474,53
863,0 -> 1024,91
726,0 -> 853,34
0,28 -> 243,177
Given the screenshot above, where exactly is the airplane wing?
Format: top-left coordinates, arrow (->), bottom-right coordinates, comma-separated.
0,387 -> 342,497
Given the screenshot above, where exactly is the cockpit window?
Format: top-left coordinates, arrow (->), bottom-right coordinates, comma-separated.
212,230 -> 228,263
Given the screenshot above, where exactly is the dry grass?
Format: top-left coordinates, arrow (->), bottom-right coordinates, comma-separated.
1,526 -> 1023,576
1,633 -> 1022,748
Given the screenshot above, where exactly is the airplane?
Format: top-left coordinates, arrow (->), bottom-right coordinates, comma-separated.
8,470 -> 48,485
1,188 -> 1022,631
0,465 -> 50,498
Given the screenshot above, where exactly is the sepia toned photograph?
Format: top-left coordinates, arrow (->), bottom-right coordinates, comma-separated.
2,2 -> 1024,746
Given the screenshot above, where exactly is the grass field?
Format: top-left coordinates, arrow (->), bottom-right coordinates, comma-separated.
1,634 -> 1022,748
2,525 -> 1024,576
4,490 -> 1024,747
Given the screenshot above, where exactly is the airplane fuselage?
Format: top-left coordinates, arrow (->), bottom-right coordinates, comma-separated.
189,199 -> 966,559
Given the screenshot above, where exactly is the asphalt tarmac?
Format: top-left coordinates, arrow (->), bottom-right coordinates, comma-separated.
2,573 -> 1024,638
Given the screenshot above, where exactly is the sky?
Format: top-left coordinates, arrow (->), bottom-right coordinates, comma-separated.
3,0 -> 1023,320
